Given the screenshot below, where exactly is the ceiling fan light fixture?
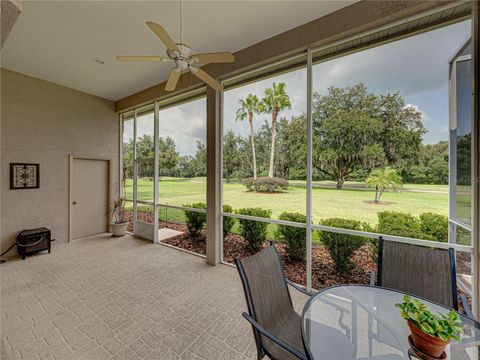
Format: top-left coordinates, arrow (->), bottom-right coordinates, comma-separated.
118,18 -> 234,92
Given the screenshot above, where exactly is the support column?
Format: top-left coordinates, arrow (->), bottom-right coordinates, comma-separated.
306,48 -> 313,291
206,87 -> 222,265
153,102 -> 159,243
472,0 -> 479,319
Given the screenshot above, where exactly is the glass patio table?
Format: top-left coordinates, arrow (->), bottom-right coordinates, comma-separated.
301,285 -> 480,360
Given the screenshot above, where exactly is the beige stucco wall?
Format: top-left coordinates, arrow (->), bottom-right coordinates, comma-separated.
0,69 -> 118,256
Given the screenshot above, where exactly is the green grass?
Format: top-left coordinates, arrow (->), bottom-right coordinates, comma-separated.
291,180 -> 448,192
124,177 -> 448,226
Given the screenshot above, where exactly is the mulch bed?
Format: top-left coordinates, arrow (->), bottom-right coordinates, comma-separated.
126,218 -> 474,312
160,221 -> 376,289
124,211 -> 154,232
160,222 -> 207,255
457,251 -> 471,274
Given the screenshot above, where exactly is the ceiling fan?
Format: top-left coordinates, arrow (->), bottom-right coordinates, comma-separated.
117,3 -> 234,92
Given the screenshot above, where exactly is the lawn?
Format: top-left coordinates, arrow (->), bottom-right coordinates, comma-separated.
292,180 -> 448,193
124,177 -> 448,226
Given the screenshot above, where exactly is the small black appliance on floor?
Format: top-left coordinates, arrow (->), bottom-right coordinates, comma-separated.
16,228 -> 51,260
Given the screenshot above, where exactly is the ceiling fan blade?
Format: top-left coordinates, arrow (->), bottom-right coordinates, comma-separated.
146,21 -> 179,52
194,52 -> 235,64
116,56 -> 170,62
191,68 -> 223,91
165,68 -> 181,92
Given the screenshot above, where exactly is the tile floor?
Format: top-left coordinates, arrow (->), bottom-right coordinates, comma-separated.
0,234 -> 307,359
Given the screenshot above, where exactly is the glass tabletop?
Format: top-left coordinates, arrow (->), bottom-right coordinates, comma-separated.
301,285 -> 480,360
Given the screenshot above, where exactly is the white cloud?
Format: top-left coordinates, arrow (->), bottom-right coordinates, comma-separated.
439,126 -> 449,134
122,98 -> 206,156
124,20 -> 472,150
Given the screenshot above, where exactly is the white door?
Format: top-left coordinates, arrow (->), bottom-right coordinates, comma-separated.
72,159 -> 109,239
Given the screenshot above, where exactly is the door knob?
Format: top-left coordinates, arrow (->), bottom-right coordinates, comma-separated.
73,201 -> 77,205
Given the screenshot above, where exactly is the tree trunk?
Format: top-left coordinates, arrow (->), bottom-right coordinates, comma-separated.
249,113 -> 257,180
374,185 -> 379,203
377,187 -> 383,202
268,104 -> 277,178
336,173 -> 344,189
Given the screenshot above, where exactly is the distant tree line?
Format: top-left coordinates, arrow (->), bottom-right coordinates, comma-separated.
123,83 -> 450,186
123,135 -> 206,179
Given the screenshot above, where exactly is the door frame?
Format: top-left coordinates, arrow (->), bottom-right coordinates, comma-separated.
68,154 -> 114,242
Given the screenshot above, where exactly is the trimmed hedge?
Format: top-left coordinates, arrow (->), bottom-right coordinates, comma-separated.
223,204 -> 236,237
377,211 -> 435,241
183,202 -> 207,238
236,207 -> 272,252
242,177 -> 289,193
319,218 -> 368,273
419,212 -> 448,243
275,212 -> 306,262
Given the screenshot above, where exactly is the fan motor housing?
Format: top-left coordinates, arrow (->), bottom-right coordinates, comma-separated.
168,44 -> 195,70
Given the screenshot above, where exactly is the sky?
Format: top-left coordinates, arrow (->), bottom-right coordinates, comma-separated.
126,19 -> 471,156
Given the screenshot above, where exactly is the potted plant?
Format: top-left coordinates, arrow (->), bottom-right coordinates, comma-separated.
396,295 -> 464,359
110,198 -> 128,237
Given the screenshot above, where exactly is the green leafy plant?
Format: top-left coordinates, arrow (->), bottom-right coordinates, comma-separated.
366,167 -> 403,203
319,218 -> 368,273
183,203 -> 207,238
275,212 -> 306,261
241,177 -> 288,193
262,82 -> 292,178
419,212 -> 448,243
377,211 -> 434,240
396,295 -> 464,342
223,205 -> 236,237
236,208 -> 272,252
236,94 -> 263,180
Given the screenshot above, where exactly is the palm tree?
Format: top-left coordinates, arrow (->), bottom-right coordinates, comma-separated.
366,167 -> 403,203
236,94 -> 263,180
262,82 -> 291,178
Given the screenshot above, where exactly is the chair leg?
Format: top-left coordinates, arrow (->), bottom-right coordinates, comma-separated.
460,294 -> 476,320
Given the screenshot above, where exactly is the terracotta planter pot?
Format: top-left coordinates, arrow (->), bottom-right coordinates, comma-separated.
110,221 -> 128,237
408,321 -> 449,359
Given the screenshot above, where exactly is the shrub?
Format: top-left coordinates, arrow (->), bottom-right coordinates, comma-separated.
241,177 -> 255,191
223,205 -> 236,237
377,211 -> 434,240
419,212 -> 448,243
275,212 -> 306,261
319,218 -> 367,273
236,208 -> 272,252
241,177 -> 288,193
183,202 -> 207,238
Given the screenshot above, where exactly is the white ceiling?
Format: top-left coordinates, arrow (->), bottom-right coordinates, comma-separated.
2,1 -> 356,101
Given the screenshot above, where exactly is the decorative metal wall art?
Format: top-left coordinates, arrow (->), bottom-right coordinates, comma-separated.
10,163 -> 40,189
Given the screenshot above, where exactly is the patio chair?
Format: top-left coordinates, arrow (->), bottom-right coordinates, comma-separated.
236,242 -> 355,360
235,242 -> 311,360
370,237 -> 474,319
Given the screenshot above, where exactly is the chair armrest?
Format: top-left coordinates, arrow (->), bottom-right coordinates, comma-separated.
242,312 -> 307,360
460,294 -> 476,320
370,271 -> 376,286
286,278 -> 315,297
